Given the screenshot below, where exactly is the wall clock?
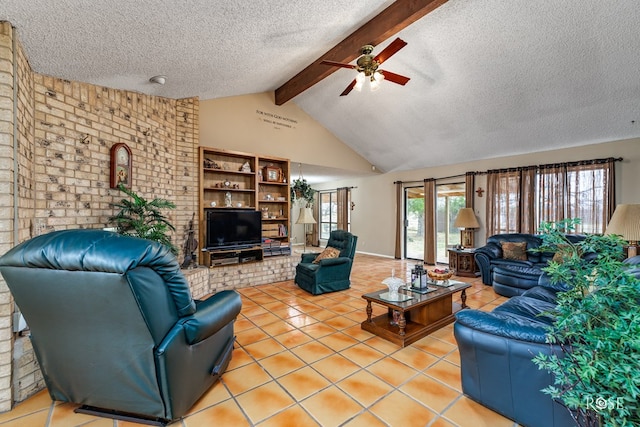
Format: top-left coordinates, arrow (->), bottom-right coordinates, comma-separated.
110,143 -> 132,189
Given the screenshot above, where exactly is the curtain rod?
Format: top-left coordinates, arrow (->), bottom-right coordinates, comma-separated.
394,157 -> 623,185
318,186 -> 357,191
394,173 -> 466,185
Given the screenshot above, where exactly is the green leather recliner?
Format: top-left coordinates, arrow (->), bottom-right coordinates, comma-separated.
295,230 -> 358,295
0,229 -> 242,425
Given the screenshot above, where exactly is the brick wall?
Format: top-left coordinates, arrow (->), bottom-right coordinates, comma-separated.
0,21 -> 16,412
0,21 -> 201,408
184,256 -> 298,300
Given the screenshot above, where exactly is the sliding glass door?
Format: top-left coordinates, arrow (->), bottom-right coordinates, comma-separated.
435,183 -> 465,264
404,187 -> 424,260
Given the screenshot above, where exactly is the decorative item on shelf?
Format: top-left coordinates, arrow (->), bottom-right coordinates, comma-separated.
261,207 -> 269,219
277,196 -> 286,201
236,202 -> 242,208
265,194 -> 273,201
232,184 -> 239,189
224,191 -> 232,207
240,162 -> 252,173
110,143 -> 132,189
604,204 -> 640,258
296,207 -> 316,253
263,165 -> 282,182
223,179 -> 231,188
454,208 -> 480,248
203,158 -> 220,169
427,268 -> 453,283
210,201 -> 217,207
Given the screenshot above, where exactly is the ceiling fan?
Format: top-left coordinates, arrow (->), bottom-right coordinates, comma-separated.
321,37 -> 411,96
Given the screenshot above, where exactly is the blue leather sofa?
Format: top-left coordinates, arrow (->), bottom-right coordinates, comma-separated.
0,229 -> 242,425
475,233 -> 585,297
454,255 -> 640,427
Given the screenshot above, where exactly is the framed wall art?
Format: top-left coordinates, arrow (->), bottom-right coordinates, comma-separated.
263,165 -> 282,182
110,143 -> 132,189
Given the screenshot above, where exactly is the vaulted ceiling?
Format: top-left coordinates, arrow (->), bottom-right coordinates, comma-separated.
2,0 -> 639,176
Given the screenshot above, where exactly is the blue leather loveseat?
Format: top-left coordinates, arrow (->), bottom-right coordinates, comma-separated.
474,233 -> 585,297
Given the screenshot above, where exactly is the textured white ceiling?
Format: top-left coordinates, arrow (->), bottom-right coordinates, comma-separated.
2,0 -> 639,175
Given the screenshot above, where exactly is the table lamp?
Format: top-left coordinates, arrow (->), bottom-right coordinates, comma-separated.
454,208 -> 480,248
604,204 -> 640,258
296,207 -> 316,253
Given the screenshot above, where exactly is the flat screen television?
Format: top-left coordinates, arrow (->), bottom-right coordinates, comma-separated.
205,209 -> 262,250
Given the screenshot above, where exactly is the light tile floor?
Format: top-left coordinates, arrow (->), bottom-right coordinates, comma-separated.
0,254 -> 520,427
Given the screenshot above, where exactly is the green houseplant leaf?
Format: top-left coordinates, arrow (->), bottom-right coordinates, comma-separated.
108,183 -> 178,255
532,218 -> 640,427
290,178 -> 316,207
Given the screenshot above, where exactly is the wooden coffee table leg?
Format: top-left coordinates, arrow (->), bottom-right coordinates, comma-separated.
461,289 -> 468,309
398,312 -> 406,336
366,301 -> 372,322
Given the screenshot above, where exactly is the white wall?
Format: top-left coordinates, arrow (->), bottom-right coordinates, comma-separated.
313,138 -> 640,257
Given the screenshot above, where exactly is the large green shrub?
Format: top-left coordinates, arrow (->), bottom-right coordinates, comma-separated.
533,218 -> 640,427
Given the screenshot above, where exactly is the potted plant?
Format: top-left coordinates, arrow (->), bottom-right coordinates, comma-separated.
108,183 -> 179,255
291,178 -> 316,207
532,218 -> 640,427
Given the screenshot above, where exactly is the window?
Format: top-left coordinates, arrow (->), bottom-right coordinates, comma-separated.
320,191 -> 337,240
435,183 -> 465,262
487,159 -> 614,235
319,190 -> 351,240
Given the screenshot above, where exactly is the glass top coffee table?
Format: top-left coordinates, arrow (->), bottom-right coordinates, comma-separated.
361,280 -> 471,347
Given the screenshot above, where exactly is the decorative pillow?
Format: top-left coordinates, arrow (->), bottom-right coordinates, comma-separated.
552,244 -> 577,264
313,246 -> 341,264
501,241 -> 528,261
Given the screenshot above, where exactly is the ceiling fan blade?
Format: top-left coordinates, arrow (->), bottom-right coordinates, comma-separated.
373,38 -> 408,65
340,79 -> 357,96
321,60 -> 357,70
379,70 -> 410,86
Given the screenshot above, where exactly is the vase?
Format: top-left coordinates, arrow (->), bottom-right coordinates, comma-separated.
382,269 -> 404,300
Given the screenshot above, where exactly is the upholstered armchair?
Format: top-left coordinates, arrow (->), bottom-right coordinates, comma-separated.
0,229 -> 242,425
295,230 -> 358,295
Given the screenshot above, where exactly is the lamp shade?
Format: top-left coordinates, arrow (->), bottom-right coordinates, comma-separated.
454,208 -> 480,229
605,204 -> 640,242
296,207 -> 316,225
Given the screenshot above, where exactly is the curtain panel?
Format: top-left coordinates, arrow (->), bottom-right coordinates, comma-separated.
465,172 -> 475,209
311,192 -> 320,246
395,182 -> 403,259
486,158 -> 616,237
423,179 -> 436,265
336,187 -> 349,231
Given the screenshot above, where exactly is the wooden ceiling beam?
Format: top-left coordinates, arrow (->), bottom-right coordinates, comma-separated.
274,0 -> 448,105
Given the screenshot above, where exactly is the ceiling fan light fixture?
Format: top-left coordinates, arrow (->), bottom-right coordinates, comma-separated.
369,78 -> 380,92
369,71 -> 385,92
354,72 -> 365,92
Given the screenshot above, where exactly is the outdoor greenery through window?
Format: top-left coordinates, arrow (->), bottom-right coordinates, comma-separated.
404,183 -> 465,262
486,159 -> 615,235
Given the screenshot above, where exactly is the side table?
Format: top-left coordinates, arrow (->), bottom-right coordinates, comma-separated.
448,248 -> 478,278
